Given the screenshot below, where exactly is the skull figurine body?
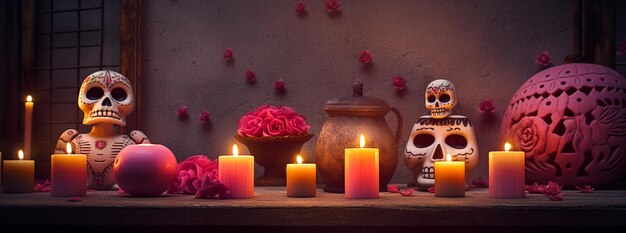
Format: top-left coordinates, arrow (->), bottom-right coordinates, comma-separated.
55,70 -> 150,190
425,79 -> 457,118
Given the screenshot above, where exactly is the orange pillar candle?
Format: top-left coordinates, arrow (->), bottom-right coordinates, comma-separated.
434,154 -> 465,197
344,134 -> 379,199
2,150 -> 34,193
218,144 -> 254,198
286,155 -> 316,197
24,95 -> 33,160
51,143 -> 87,197
489,142 -> 526,199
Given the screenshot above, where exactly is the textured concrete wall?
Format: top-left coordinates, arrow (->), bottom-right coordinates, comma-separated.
140,0 -> 572,184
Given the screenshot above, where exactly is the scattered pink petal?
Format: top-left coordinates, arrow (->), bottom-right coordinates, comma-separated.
359,50 -> 372,64
535,51 -> 552,66
471,176 -> 489,188
477,99 -> 496,113
387,184 -> 399,193
539,181 -> 562,195
428,186 -> 435,193
616,39 -> 626,55
118,188 -> 127,194
198,111 -> 212,124
295,1 -> 307,16
575,185 -> 594,193
399,188 -> 415,196
223,48 -> 234,61
525,183 -> 543,194
325,0 -> 341,14
245,69 -> 256,83
66,197 -> 83,202
547,192 -> 564,201
176,106 -> 189,119
34,179 -> 52,192
392,76 -> 406,91
273,79 -> 286,92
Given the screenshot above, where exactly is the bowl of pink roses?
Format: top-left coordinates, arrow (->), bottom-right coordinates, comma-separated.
235,105 -> 313,186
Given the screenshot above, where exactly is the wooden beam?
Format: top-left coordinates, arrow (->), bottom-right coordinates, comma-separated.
568,0 -> 615,67
120,0 -> 142,131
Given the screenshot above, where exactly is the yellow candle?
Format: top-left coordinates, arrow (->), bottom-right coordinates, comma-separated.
286,155 -> 316,197
2,150 -> 34,193
434,153 -> 465,197
51,143 -> 87,197
24,95 -> 33,160
489,142 -> 526,199
218,144 -> 254,198
344,134 -> 379,199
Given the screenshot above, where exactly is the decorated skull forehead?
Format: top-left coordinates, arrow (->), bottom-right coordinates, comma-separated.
404,116 -> 478,188
425,79 -> 457,118
79,70 -> 134,126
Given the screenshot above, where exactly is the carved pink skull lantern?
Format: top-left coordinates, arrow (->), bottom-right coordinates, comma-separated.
79,70 -> 134,126
501,63 -> 626,187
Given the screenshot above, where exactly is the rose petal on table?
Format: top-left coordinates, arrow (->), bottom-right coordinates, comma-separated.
117,188 -> 127,194
399,189 -> 415,196
547,192 -> 564,201
387,184 -> 399,193
575,185 -> 594,193
428,186 -> 435,193
525,183 -> 543,194
66,197 -> 82,202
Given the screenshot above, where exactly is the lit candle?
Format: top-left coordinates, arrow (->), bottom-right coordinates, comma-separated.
218,144 -> 254,198
51,143 -> 87,197
344,134 -> 379,199
434,153 -> 465,197
489,142 -> 526,199
286,155 -> 316,197
24,95 -> 33,160
2,150 -> 34,193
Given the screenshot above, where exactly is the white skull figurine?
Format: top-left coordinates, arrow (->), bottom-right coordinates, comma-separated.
425,79 -> 457,119
55,70 -> 149,190
404,116 -> 479,189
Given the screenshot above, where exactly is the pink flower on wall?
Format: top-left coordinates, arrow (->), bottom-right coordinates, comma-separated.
223,48 -> 234,61
198,111 -> 212,124
392,76 -> 406,91
617,39 -> 626,55
359,50 -> 372,64
274,79 -> 286,92
478,98 -> 496,113
245,69 -> 256,83
325,0 -> 341,14
176,105 -> 189,119
535,51 -> 552,66
238,105 -> 310,138
295,1 -> 307,16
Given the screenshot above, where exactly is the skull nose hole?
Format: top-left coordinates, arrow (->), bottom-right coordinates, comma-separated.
433,144 -> 444,160
102,97 -> 112,106
435,102 -> 440,108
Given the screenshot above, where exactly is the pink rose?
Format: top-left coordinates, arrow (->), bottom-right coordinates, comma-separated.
387,184 -> 399,193
325,0 -> 341,14
359,50 -> 372,64
279,106 -> 297,118
167,155 -> 218,195
176,105 -> 189,119
478,98 -> 496,113
223,48 -> 233,61
286,115 -> 310,135
539,181 -> 562,195
513,117 -> 547,158
274,79 -> 286,92
255,105 -> 281,119
245,69 -> 256,83
392,76 -> 406,91
535,51 -> 551,66
295,1 -> 307,16
399,188 -> 415,196
525,183 -> 543,194
198,111 -> 212,124
263,118 -> 287,137
238,115 -> 264,137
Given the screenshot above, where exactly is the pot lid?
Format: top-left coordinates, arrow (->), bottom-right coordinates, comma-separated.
324,80 -> 390,116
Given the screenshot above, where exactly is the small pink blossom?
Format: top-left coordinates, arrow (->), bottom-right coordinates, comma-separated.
295,1 -> 307,16
392,76 -> 406,91
525,182 -> 564,201
34,179 -> 51,192
245,69 -> 256,83
198,111 -> 212,124
471,176 -> 489,188
387,184 -> 399,193
616,39 -> 626,55
575,185 -> 594,193
238,115 -> 264,137
547,192 -> 564,201
274,79 -> 286,92
176,106 -> 189,119
525,183 -> 543,194
223,48 -> 234,61
167,155 -> 219,195
359,50 -> 372,64
535,51 -> 552,66
263,118 -> 288,137
399,188 -> 415,196
325,0 -> 341,14
428,186 -> 435,193
478,99 -> 496,113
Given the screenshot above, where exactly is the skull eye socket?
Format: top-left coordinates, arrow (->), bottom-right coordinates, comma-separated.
445,134 -> 467,149
427,95 -> 436,103
111,88 -> 127,101
413,134 -> 435,148
86,87 -> 104,100
440,94 -> 451,103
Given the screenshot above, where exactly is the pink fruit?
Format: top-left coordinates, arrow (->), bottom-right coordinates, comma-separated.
114,144 -> 177,197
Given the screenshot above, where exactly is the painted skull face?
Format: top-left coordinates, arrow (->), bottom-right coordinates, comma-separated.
425,79 -> 457,118
404,116 -> 479,188
78,70 -> 134,126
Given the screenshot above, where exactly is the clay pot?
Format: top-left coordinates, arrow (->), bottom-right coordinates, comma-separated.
316,81 -> 403,193
235,133 -> 314,186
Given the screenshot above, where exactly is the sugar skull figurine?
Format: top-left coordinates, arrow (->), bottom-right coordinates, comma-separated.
404,79 -> 479,190
54,70 -> 150,190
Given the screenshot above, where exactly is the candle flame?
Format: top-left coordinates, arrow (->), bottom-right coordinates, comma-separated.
297,155 -> 303,164
66,142 -> 72,154
233,144 -> 239,157
504,142 -> 512,152
446,153 -> 452,162
26,95 -> 33,102
18,150 -> 24,160
359,134 -> 365,148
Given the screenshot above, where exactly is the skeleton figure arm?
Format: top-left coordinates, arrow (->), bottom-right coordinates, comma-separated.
55,129 -> 79,153
129,130 -> 150,144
